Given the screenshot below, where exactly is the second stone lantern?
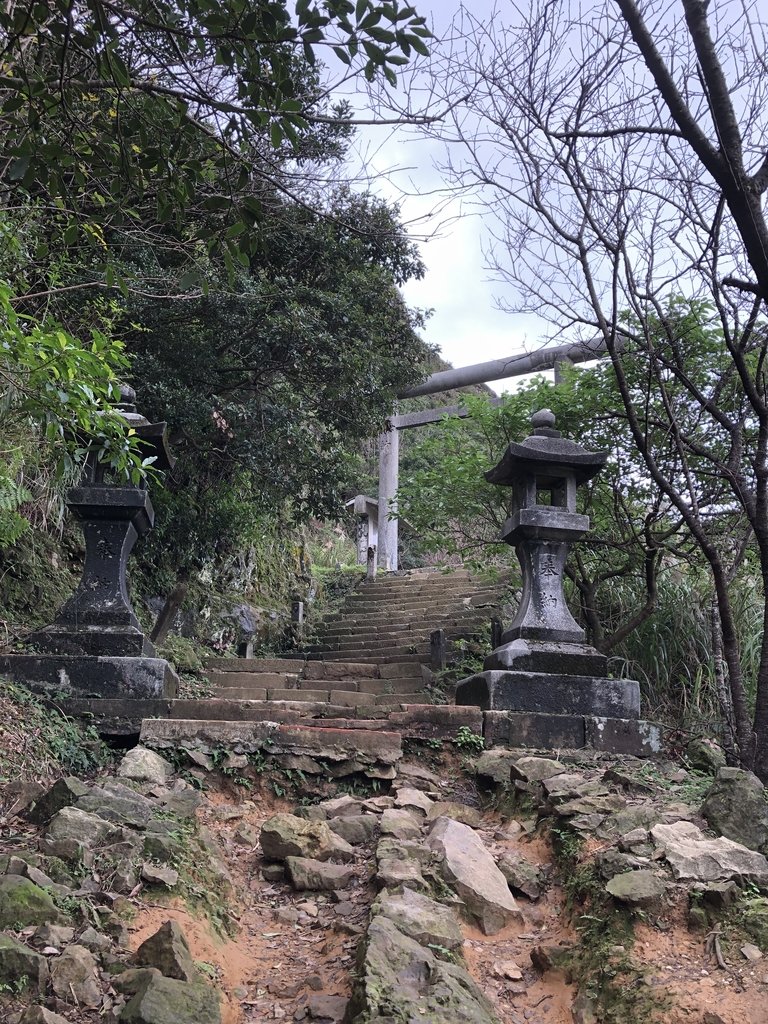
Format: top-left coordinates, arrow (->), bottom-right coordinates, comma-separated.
456,410 -> 660,755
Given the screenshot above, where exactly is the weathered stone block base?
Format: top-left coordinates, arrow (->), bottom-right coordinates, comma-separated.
139,718 -> 402,779
455,668 -> 640,719
483,710 -> 662,757
0,654 -> 179,699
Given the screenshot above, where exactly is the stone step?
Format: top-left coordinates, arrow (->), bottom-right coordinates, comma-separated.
325,610 -> 492,629
319,652 -> 432,665
374,692 -> 426,705
343,586 -> 504,607
379,663 -> 426,678
207,671 -> 297,688
357,678 -> 426,695
212,686 -> 268,700
205,657 -> 306,673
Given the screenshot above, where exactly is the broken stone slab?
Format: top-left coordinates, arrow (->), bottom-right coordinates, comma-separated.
285,856 -> 356,891
373,888 -> 464,951
380,808 -> 423,841
651,821 -> 768,883
50,943 -> 102,1007
141,862 -> 180,888
597,849 -> 652,881
510,756 -> 567,784
19,1007 -> 69,1024
260,813 -> 356,863
553,793 -> 627,818
133,920 -> 197,982
426,801 -> 482,828
701,767 -> 768,854
318,795 -> 365,818
0,653 -> 179,700
118,746 -> 173,786
426,817 -> 523,935
0,933 -> 49,996
393,787 -> 434,817
605,870 -> 666,906
347,915 -> 497,1024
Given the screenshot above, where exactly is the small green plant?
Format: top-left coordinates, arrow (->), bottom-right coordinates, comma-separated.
454,726 -> 484,753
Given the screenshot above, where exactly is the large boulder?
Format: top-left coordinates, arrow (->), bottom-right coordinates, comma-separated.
327,815 -> 378,846
651,821 -> 768,883
118,747 -> 173,786
0,933 -> 48,996
260,813 -> 355,863
133,921 -> 196,982
42,806 -> 118,861
347,915 -> 497,1024
497,851 -> 542,900
50,944 -> 102,1007
119,972 -> 221,1024
76,781 -> 155,829
426,817 -> 523,935
0,874 -> 63,928
374,889 -> 464,951
475,750 -> 518,786
701,767 -> 768,853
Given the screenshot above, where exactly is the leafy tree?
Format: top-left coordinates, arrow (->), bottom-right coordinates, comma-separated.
1,0 -> 432,296
426,0 -> 768,774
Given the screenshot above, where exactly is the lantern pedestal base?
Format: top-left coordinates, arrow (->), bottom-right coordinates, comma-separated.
455,669 -> 640,720
481,709 -> 662,757
0,654 -> 178,701
484,638 -> 607,676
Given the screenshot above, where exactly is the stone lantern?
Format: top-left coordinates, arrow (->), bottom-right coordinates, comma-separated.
0,386 -> 179,700
455,410 -> 660,756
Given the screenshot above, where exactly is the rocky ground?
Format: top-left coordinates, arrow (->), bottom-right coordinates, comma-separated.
1,735 -> 768,1023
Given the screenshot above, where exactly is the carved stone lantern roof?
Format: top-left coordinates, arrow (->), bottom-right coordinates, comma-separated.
485,409 -> 607,488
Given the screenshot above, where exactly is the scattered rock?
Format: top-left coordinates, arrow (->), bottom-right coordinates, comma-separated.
0,933 -> 48,996
530,944 -> 573,973
349,915 -> 496,1023
42,806 -> 118,860
233,824 -> 259,846
651,821 -> 768,883
119,971 -> 221,1023
262,863 -> 285,882
426,801 -> 482,828
118,747 -> 173,786
426,817 -> 522,935
260,814 -> 355,863
606,870 -> 665,906
134,921 -> 197,982
376,856 -> 428,891
741,943 -> 763,962
327,815 -> 378,846
701,767 -> 768,854
75,781 -> 154,829
697,880 -> 740,909
78,926 -> 112,953
393,787 -> 434,817
318,795 -> 363,818
380,808 -> 423,840
597,849 -> 651,881
686,738 -> 726,776
475,749 -> 519,785
31,924 -> 75,949
0,874 -> 64,928
374,888 -> 464,951
285,857 -> 356,891
141,863 -> 179,889
26,778 -> 90,825
19,1008 -> 70,1024
306,993 -> 349,1021
497,850 -> 542,899
50,943 -> 102,1007
493,959 -> 523,981
396,763 -> 444,790
510,756 -> 567,783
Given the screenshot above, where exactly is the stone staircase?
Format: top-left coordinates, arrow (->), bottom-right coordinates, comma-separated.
304,567 -> 506,665
60,568 -> 507,774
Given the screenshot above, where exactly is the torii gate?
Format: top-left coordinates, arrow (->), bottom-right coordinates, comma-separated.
375,337 -> 609,572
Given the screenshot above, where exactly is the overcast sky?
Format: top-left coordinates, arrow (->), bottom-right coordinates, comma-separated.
340,1 -> 550,396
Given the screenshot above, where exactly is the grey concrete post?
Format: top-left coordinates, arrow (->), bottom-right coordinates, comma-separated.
377,425 -> 399,572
